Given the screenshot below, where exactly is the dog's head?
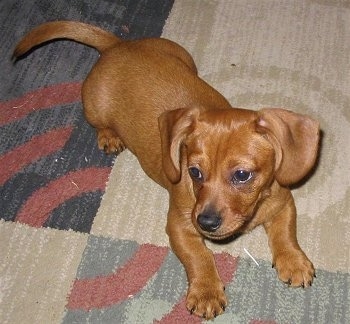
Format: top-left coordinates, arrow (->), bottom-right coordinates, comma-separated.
159,107 -> 320,239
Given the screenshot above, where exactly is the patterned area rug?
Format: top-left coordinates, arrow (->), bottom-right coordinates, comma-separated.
1,0 -> 350,323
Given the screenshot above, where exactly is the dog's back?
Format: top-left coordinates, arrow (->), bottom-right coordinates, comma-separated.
81,38 -> 232,185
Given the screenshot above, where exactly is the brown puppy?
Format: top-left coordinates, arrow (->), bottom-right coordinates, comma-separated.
14,21 -> 320,319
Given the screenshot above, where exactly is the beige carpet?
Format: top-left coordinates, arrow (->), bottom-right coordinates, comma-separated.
94,0 -> 350,274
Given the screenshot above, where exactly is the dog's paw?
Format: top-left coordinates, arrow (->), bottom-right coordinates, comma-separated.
186,279 -> 227,320
97,129 -> 125,154
273,251 -> 315,288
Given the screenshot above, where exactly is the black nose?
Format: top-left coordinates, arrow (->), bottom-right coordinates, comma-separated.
197,211 -> 222,232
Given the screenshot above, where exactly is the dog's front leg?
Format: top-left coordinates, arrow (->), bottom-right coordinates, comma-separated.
264,190 -> 315,288
166,206 -> 227,319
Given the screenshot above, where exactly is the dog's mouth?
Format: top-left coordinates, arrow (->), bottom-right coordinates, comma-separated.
202,231 -> 236,241
196,219 -> 247,241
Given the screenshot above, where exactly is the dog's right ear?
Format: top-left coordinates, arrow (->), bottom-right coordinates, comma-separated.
158,107 -> 199,183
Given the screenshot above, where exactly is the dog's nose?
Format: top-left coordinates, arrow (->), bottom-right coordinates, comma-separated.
197,211 -> 222,232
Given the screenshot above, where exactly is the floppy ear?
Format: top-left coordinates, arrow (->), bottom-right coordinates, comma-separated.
158,107 -> 199,183
256,108 -> 320,186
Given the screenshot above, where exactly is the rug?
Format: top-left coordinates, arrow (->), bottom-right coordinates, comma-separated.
1,0 -> 350,323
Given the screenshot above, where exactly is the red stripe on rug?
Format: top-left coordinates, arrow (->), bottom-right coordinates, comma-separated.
15,167 -> 111,227
0,127 -> 73,186
0,82 -> 82,126
214,252 -> 239,283
155,253 -> 238,323
67,244 -> 169,310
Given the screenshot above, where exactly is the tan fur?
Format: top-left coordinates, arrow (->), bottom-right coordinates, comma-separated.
14,21 -> 320,320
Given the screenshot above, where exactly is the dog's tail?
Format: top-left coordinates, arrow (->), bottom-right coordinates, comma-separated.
13,21 -> 121,59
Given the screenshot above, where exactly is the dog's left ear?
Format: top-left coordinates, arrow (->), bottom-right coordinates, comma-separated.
256,108 -> 320,186
158,107 -> 199,184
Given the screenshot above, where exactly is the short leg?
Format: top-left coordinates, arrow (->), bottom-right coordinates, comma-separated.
166,206 -> 227,319
264,193 -> 315,288
97,128 -> 126,154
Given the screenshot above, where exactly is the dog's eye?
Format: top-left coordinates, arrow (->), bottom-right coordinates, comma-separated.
232,170 -> 253,184
188,167 -> 203,181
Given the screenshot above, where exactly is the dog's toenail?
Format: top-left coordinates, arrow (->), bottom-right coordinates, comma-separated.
272,264 -> 275,268
189,307 -> 195,315
309,281 -> 312,287
301,282 -> 305,288
221,303 -> 226,311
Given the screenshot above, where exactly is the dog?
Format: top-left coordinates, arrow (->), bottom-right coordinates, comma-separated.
14,21 -> 320,319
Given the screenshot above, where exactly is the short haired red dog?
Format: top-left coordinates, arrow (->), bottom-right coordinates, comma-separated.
14,21 -> 320,319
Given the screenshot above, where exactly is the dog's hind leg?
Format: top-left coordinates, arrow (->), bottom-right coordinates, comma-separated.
97,128 -> 126,154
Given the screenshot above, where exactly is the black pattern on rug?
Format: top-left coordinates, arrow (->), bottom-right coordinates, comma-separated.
0,0 -> 174,232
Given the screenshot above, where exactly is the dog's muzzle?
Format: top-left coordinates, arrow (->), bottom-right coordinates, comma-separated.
197,209 -> 222,232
